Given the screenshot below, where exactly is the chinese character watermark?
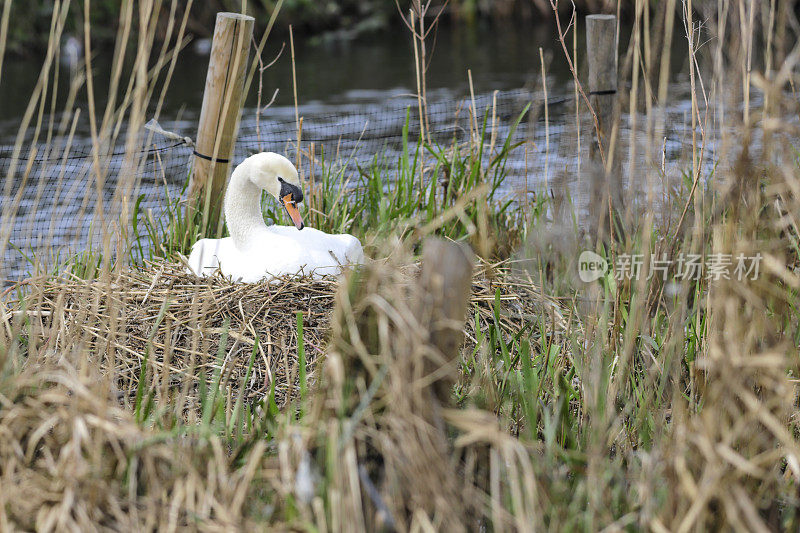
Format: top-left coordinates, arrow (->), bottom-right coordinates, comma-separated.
578,251 -> 762,282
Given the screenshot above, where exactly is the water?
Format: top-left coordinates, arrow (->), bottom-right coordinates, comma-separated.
0,21 -> 698,281
0,22 -> 573,124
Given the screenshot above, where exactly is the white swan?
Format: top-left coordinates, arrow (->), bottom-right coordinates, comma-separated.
187,152 -> 363,282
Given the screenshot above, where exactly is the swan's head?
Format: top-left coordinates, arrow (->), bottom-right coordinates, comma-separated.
244,152 -> 304,230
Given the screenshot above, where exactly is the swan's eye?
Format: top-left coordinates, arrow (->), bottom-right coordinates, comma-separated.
279,178 -> 303,204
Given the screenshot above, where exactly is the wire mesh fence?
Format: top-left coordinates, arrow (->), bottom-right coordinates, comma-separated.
0,83 -> 709,283
0,88 -> 566,282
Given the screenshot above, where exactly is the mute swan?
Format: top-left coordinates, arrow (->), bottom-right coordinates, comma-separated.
187,152 -> 363,282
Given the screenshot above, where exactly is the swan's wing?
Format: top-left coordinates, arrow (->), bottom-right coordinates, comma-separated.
339,234 -> 364,264
261,226 -> 364,274
295,231 -> 363,266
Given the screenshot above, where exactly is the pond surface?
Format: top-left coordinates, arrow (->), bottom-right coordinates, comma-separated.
0,20 -> 699,281
0,21 -> 577,124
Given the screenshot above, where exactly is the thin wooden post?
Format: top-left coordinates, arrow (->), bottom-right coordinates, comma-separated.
586,14 -> 622,236
586,14 -> 617,159
190,12 -> 254,236
417,237 -> 474,406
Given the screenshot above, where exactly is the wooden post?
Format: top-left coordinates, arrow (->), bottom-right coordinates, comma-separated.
417,237 -> 474,406
586,14 -> 617,159
586,14 -> 622,236
190,12 -> 254,236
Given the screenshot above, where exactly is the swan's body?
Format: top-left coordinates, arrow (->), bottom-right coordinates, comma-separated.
187,153 -> 362,283
189,226 -> 362,282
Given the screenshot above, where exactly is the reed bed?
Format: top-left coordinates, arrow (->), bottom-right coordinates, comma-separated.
3,259 -> 566,417
0,249 -> 575,530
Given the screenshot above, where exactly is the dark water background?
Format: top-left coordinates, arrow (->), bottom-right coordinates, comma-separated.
0,22 -> 578,123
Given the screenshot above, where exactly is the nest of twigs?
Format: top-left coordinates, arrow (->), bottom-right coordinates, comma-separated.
9,260 -> 567,410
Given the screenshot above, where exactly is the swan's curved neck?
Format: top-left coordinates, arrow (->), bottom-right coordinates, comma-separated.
224,160 -> 267,249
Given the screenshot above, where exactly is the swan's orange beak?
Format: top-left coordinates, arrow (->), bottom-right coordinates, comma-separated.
282,193 -> 304,230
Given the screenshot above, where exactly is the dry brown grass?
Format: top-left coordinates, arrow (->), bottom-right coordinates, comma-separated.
0,245 -> 570,531
2,256 -> 562,418
0,360 -> 266,531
